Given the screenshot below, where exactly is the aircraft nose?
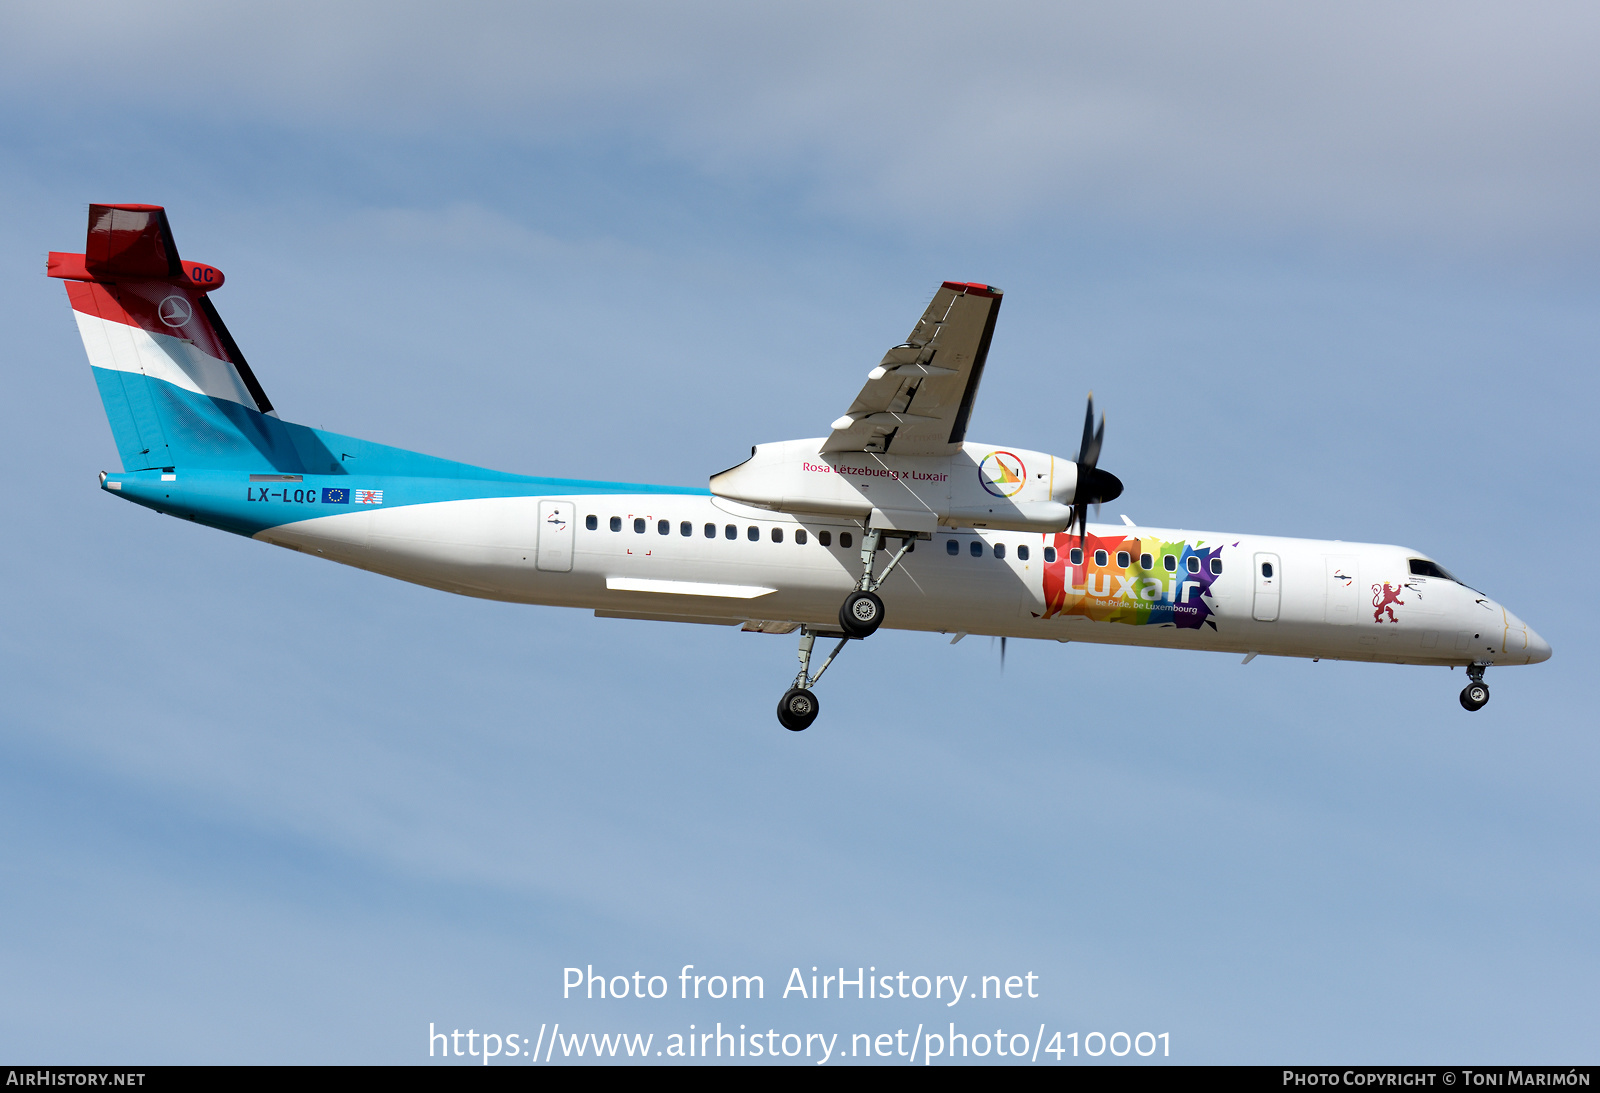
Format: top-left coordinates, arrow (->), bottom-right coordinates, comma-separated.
1526,625 -> 1553,664
1499,603 -> 1552,665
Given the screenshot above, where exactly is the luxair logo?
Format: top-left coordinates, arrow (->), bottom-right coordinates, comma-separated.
157,295 -> 192,327
978,451 -> 1026,497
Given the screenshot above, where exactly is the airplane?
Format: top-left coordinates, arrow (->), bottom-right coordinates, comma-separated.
49,203 -> 1551,730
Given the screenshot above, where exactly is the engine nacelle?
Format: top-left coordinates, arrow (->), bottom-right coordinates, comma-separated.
710,438 -> 1080,534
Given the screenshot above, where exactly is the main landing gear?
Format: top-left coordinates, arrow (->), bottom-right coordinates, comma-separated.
777,628 -> 852,731
841,590 -> 884,637
777,528 -> 920,731
1459,663 -> 1490,712
837,528 -> 916,638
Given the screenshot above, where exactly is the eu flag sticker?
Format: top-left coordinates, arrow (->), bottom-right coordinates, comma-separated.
321,487 -> 349,504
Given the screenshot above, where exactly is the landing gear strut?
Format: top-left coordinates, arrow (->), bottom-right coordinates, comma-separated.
837,528 -> 916,638
778,529 -> 920,730
777,628 -> 852,731
1460,663 -> 1490,712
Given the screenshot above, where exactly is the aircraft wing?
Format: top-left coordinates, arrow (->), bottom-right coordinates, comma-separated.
821,281 -> 1003,456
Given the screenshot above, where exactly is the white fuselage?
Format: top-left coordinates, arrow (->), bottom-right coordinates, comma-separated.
259,491 -> 1549,669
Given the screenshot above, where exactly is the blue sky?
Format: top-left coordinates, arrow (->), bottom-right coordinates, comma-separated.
1,1 -> 1596,1064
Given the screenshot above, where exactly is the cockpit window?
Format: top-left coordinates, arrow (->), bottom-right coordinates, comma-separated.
1408,558 -> 1458,582
1409,557 -> 1487,596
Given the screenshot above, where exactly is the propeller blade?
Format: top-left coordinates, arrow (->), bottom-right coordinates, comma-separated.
1077,395 -> 1103,470
1000,635 -> 1007,672
1073,392 -> 1106,546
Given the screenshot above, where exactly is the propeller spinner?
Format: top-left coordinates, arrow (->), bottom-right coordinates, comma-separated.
1072,393 -> 1123,543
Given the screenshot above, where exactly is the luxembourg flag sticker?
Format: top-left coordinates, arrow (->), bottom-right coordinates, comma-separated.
354,489 -> 384,505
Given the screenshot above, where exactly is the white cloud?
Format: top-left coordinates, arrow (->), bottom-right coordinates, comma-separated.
6,1 -> 1598,248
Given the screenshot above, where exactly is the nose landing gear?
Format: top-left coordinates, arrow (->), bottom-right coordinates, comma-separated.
1459,663 -> 1490,712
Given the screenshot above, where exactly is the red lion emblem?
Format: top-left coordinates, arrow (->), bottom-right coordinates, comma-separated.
1372,582 -> 1404,623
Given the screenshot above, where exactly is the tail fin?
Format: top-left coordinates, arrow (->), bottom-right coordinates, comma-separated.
51,203 -> 283,471
52,204 -> 517,483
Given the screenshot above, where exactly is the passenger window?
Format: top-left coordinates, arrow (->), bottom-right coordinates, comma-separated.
970,540 -> 983,558
1210,557 -> 1223,575
585,515 -> 597,531
946,539 -> 959,555
1140,552 -> 1152,570
748,526 -> 759,541
1017,545 -> 1029,561
795,529 -> 807,545
725,524 -> 737,540
1116,551 -> 1129,568
1044,547 -> 1056,563
994,543 -> 1007,560
634,517 -> 646,534
840,532 -> 853,549
771,527 -> 783,543
1186,556 -> 1200,574
1164,554 -> 1176,572
680,521 -> 692,537
1261,561 -> 1274,578
610,516 -> 622,532
819,530 -> 832,547
1094,549 -> 1108,567
704,522 -> 716,538
658,519 -> 669,535
1069,547 -> 1082,565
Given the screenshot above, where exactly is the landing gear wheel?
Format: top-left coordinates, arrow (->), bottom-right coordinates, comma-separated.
839,590 -> 884,638
1460,683 -> 1490,712
777,687 -> 820,731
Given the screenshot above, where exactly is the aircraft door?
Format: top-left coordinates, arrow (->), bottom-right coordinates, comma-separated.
1252,553 -> 1281,621
1324,555 -> 1360,624
536,499 -> 575,572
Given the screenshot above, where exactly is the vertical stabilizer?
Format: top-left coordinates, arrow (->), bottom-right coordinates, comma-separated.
51,204 -> 277,471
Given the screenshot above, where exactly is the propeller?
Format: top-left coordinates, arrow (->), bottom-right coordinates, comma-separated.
1071,392 -> 1123,544
990,635 -> 1007,672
